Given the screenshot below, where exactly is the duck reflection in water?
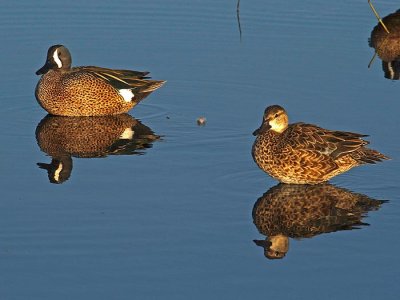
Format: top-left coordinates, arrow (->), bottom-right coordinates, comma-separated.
369,9 -> 400,79
252,183 -> 386,260
36,114 -> 160,184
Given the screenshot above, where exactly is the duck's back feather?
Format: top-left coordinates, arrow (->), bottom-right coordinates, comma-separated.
284,123 -> 369,159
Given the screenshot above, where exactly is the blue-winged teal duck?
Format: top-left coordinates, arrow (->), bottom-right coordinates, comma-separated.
35,45 -> 165,116
252,105 -> 389,184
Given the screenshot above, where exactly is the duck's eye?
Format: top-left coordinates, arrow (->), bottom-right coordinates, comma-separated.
274,113 -> 279,118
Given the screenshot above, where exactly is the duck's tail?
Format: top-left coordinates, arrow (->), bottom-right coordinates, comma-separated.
352,147 -> 390,164
141,80 -> 166,93
131,79 -> 166,103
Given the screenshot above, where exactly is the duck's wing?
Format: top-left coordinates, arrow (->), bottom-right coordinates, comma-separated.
285,123 -> 369,159
76,66 -> 151,90
80,66 -> 150,79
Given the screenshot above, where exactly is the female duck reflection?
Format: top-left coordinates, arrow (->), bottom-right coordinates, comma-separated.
369,9 -> 400,79
36,114 -> 160,184
252,184 -> 386,260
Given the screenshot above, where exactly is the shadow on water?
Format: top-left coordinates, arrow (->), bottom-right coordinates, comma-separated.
35,114 -> 160,184
252,183 -> 387,260
369,8 -> 400,80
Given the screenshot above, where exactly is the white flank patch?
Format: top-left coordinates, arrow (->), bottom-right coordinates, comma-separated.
53,162 -> 63,182
118,89 -> 135,102
119,128 -> 134,140
53,49 -> 62,68
387,62 -> 395,80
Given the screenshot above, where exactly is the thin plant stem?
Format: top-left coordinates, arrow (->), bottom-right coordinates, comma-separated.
368,0 -> 390,34
237,0 -> 242,42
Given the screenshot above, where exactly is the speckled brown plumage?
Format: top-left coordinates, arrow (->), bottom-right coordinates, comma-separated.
370,10 -> 400,61
36,114 -> 160,183
252,105 -> 389,184
369,10 -> 400,79
252,183 -> 386,259
35,45 -> 165,116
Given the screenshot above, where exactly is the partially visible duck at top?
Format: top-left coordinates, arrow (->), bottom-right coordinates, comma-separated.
252,105 -> 389,184
369,9 -> 400,80
35,45 -> 165,116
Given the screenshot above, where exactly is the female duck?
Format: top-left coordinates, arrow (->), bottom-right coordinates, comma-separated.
35,45 -> 165,116
252,105 -> 389,184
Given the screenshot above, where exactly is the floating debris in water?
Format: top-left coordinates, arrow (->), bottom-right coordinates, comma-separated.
197,116 -> 206,126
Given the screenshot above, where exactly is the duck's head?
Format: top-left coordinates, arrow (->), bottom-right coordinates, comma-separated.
37,156 -> 73,184
36,44 -> 72,75
254,234 -> 289,260
253,105 -> 289,136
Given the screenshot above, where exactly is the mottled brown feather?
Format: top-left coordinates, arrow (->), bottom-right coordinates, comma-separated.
35,45 -> 165,116
252,105 -> 389,184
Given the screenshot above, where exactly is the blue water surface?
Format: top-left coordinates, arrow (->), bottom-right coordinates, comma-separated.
0,0 -> 399,299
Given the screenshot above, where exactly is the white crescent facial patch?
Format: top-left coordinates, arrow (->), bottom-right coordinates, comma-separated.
53,49 -> 62,68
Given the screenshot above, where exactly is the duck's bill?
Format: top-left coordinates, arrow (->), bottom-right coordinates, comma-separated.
253,239 -> 272,248
252,122 -> 271,136
36,61 -> 51,75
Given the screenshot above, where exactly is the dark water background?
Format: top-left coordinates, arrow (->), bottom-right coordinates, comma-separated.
0,0 -> 399,299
